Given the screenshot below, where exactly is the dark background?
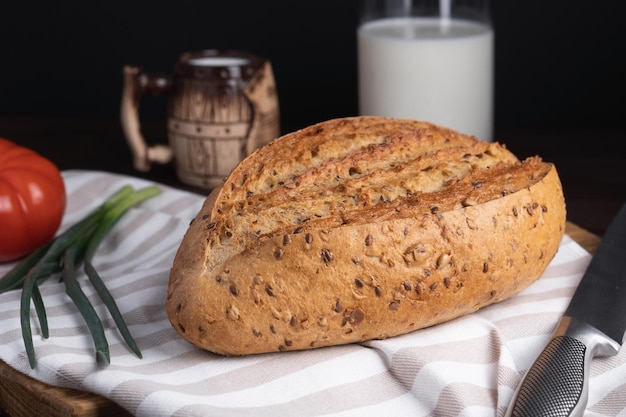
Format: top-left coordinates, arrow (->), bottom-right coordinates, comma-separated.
0,1 -> 624,237
1,0 -> 624,132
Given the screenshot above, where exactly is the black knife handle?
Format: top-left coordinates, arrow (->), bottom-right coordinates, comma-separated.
506,336 -> 587,417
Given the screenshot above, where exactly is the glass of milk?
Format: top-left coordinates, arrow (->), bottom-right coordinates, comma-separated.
358,0 -> 494,141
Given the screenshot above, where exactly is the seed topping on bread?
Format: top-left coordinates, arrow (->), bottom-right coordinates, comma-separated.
166,116 -> 566,356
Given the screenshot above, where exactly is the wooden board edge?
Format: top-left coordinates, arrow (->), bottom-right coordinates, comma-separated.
0,221 -> 600,417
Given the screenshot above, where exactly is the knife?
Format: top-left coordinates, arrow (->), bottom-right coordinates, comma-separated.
505,202 -> 626,417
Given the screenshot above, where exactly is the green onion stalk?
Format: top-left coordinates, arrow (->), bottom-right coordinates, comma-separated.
0,185 -> 161,369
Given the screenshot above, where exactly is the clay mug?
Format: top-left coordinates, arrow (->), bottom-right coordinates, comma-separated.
121,49 -> 280,189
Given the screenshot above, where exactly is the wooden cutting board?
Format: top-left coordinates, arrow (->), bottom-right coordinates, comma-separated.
0,222 -> 601,417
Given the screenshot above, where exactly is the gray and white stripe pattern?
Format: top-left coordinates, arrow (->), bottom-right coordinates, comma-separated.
1,170 -> 624,416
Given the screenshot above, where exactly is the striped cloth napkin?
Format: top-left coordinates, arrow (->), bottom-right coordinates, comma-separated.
1,170 -> 624,417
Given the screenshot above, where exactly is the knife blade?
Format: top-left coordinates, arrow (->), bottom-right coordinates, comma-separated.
505,202 -> 626,417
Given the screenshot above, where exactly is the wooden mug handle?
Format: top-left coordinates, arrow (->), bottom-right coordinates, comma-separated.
120,66 -> 174,172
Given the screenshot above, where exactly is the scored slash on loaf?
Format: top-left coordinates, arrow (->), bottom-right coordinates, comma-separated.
166,116 -> 567,356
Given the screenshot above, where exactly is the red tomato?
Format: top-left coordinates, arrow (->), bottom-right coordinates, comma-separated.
0,138 -> 66,263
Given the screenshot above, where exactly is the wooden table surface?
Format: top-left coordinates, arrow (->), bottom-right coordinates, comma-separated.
1,117 -> 624,237
0,117 -> 623,416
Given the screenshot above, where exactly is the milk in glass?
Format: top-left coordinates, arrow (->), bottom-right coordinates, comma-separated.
358,17 -> 494,141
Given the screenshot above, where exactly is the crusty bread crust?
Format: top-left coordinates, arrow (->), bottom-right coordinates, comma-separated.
166,116 -> 566,356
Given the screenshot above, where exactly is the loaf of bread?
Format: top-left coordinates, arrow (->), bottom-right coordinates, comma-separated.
166,116 -> 567,356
